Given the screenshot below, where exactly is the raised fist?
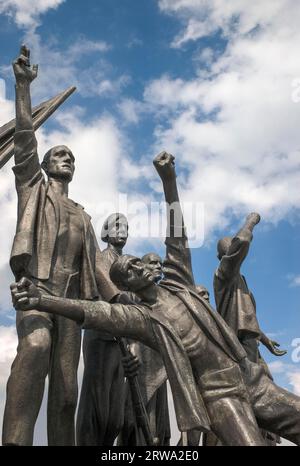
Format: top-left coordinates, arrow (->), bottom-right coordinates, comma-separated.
153,151 -> 176,181
13,45 -> 38,84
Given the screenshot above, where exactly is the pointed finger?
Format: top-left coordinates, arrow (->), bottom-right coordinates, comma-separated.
21,44 -> 29,58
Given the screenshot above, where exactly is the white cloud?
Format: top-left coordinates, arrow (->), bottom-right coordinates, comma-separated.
0,325 -> 16,389
118,98 -> 144,125
288,371 -> 300,396
0,0 -> 65,30
159,0 -> 289,47
0,32 -> 125,101
289,275 -> 300,288
142,0 -> 300,237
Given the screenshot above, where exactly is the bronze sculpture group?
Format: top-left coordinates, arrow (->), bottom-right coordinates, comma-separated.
2,46 -> 299,447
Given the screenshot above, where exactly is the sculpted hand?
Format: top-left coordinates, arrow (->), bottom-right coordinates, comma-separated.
264,339 -> 287,357
121,353 -> 140,378
13,45 -> 38,84
153,151 -> 176,181
246,212 -> 261,228
11,277 -> 41,311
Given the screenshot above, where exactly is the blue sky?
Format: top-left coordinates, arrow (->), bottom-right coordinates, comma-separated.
0,0 -> 300,445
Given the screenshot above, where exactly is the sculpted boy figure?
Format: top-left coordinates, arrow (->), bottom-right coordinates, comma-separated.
214,215 -> 286,445
214,214 -> 286,364
11,152 -> 300,446
2,46 -> 102,446
77,213 -> 129,446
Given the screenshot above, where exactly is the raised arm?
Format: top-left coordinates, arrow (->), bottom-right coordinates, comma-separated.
153,152 -> 194,287
12,45 -> 42,191
13,45 -> 38,132
218,213 -> 261,281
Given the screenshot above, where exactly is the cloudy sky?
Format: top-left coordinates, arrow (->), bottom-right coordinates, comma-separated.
0,0 -> 300,445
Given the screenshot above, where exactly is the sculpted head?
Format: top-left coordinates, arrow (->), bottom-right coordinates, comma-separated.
141,253 -> 163,283
195,284 -> 210,302
110,255 -> 155,292
217,236 -> 232,260
42,145 -> 75,182
101,213 -> 128,249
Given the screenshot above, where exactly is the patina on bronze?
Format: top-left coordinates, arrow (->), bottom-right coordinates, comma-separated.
76,213 -> 130,446
11,152 -> 300,446
0,86 -> 76,169
2,46 -> 102,446
213,214 -> 286,446
121,253 -> 171,446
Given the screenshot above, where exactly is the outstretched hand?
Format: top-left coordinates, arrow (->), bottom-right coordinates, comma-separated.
153,151 -> 176,181
13,45 -> 38,84
264,339 -> 287,357
11,277 -> 41,311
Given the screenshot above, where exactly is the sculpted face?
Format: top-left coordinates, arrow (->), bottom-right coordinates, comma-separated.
141,253 -> 163,283
126,257 -> 156,291
108,218 -> 128,249
45,145 -> 75,182
195,285 -> 210,302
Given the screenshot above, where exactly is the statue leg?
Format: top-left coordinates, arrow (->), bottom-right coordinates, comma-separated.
106,345 -> 126,445
47,314 -> 81,446
199,365 -> 266,446
155,383 -> 171,445
77,331 -> 125,446
245,361 -> 300,445
2,310 -> 53,446
118,384 -> 138,446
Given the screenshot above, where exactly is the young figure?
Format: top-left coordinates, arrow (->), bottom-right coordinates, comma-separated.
214,215 -> 286,445
11,152 -> 300,446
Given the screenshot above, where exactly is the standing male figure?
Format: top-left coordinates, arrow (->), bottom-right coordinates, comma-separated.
2,46 -> 101,446
77,213 -> 129,446
11,152 -> 300,446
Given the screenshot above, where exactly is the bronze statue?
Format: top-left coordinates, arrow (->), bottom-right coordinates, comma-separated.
11,152 -> 300,446
2,46 -> 103,446
214,214 -> 286,362
76,213 -> 129,446
121,253 -> 171,446
214,214 -> 286,446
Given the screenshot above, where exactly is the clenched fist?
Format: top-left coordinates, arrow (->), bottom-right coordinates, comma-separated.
153,151 -> 176,181
11,277 -> 41,311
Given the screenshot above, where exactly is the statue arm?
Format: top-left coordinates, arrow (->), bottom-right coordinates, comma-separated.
14,49 -> 35,132
260,332 -> 287,356
218,213 -> 261,280
153,152 -> 195,287
11,277 -> 156,347
12,46 -> 42,187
